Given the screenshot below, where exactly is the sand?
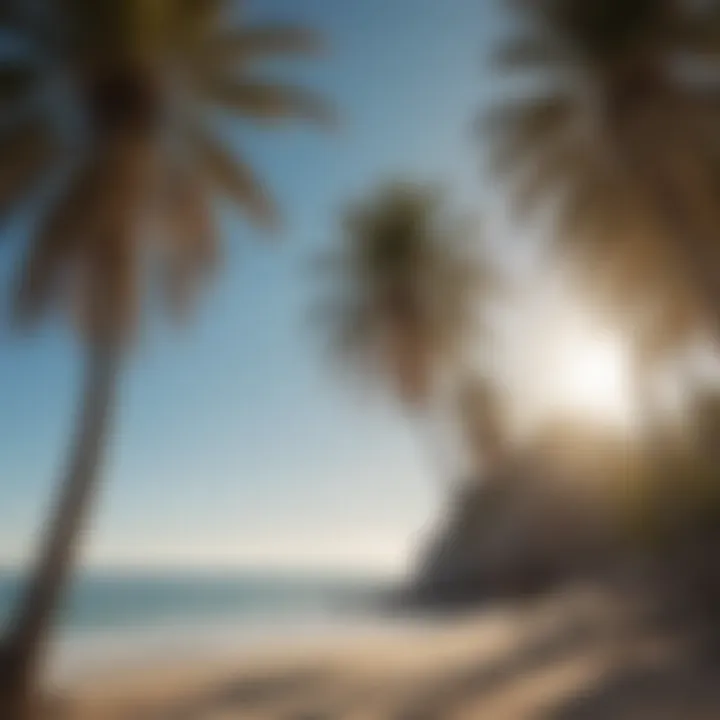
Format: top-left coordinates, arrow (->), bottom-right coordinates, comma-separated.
47,588 -> 720,719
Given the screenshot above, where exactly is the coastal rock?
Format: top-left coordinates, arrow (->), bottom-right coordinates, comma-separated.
412,422 -> 628,607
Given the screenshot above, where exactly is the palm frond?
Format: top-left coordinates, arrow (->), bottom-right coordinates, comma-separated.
0,61 -> 40,108
554,169 -> 623,254
203,25 -> 323,65
190,123 -> 277,228
162,165 -> 217,270
179,0 -> 224,32
320,297 -> 376,366
485,92 -> 576,176
492,34 -> 568,71
511,135 -> 596,218
667,5 -> 720,60
70,144 -> 148,344
14,161 -> 101,324
166,0 -> 225,53
199,76 -> 335,126
159,164 -> 218,318
75,227 -> 138,346
0,2 -> 54,45
0,119 -> 54,225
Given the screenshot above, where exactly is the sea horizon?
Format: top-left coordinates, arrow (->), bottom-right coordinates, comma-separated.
1,565 -> 410,683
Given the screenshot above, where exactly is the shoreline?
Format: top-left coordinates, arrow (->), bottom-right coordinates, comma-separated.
48,586 -> 720,719
47,607 -> 437,689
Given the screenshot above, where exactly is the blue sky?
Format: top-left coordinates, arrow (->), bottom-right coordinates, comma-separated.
0,0 -> 512,573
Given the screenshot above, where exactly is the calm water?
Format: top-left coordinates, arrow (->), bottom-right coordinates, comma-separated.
0,569 -> 404,682
0,569 -> 395,639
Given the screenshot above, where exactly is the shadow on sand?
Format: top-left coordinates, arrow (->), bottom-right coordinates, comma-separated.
53,593 -> 720,720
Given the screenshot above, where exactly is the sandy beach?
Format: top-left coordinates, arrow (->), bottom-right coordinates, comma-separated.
47,588 -> 720,720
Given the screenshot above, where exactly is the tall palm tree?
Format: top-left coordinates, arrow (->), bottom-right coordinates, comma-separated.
486,0 -> 720,401
0,2 -> 330,715
457,375 -> 508,477
316,181 -> 503,482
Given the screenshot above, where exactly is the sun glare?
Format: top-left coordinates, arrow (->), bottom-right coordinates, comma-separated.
547,330 -> 632,423
505,284 -> 637,430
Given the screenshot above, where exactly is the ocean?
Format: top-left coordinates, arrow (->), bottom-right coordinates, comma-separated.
0,569 -> 401,683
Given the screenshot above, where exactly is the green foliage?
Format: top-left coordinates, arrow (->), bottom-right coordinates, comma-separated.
488,0 -> 720,364
619,393 -> 720,552
316,182 -> 497,405
0,0 -> 330,346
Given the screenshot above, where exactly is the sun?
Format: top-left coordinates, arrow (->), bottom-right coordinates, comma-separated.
547,330 -> 632,423
502,281 -> 636,429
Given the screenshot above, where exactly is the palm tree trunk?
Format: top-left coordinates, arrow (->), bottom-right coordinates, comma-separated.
456,375 -> 505,484
0,342 -> 120,719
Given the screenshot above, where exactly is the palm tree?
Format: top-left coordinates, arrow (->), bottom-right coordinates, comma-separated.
315,181 -> 503,483
0,2 -> 330,715
457,375 -> 508,477
486,0 -> 720,407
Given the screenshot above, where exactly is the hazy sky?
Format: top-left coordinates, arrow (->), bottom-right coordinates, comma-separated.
0,0 -> 517,573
